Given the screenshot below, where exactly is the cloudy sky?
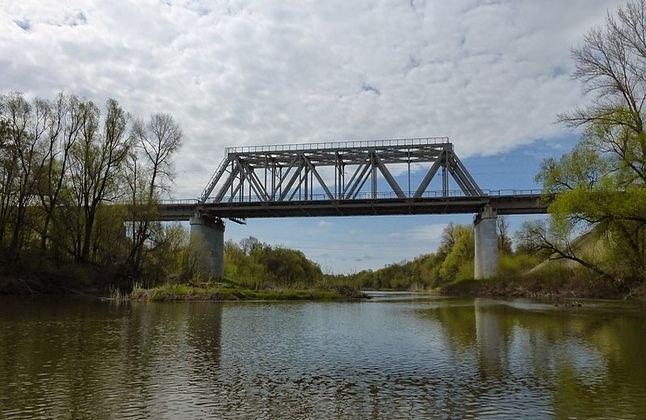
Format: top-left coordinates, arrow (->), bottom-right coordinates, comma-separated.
1,0 -> 621,273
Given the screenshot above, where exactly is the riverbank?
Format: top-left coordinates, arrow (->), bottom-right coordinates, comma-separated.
439,275 -> 646,301
129,284 -> 369,302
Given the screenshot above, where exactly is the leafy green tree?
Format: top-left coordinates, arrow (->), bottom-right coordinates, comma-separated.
532,0 -> 646,284
439,225 -> 474,283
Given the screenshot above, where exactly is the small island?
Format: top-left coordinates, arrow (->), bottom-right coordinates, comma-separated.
129,283 -> 367,302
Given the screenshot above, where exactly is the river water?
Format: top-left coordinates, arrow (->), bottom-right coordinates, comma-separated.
1,294 -> 645,419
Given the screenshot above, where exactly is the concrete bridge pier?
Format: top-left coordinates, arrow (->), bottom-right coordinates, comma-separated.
189,213 -> 225,279
474,205 -> 498,279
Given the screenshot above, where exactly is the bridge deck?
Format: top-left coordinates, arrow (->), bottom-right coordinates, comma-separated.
157,194 -> 548,221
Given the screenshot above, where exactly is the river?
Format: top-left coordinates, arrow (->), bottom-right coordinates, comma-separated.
1,294 -> 645,419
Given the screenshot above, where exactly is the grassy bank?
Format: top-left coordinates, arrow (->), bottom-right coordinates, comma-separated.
129,283 -> 368,302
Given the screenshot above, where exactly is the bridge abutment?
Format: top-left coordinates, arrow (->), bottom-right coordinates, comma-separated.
189,213 -> 225,279
474,205 -> 498,279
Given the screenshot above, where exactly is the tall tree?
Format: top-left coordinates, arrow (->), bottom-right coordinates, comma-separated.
0,112 -> 16,247
536,0 -> 646,283
36,94 -> 83,251
69,99 -> 132,262
497,216 -> 512,254
127,113 -> 182,274
0,93 -> 51,253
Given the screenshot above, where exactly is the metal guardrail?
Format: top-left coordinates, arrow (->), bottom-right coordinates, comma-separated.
485,189 -> 544,196
225,137 -> 450,154
157,199 -> 199,205
207,189 -> 546,203
150,190 -> 545,206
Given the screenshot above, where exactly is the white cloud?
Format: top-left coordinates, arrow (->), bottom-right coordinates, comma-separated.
0,0 -> 617,199
317,220 -> 333,230
409,224 -> 449,243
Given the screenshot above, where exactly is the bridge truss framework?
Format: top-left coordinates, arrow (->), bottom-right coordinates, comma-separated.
200,137 -> 483,205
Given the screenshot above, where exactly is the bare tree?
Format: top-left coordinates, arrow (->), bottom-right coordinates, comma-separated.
0,111 -> 17,247
69,99 -> 132,262
558,0 -> 646,184
496,216 -> 513,253
127,113 -> 182,273
37,94 -> 84,251
0,93 -> 52,253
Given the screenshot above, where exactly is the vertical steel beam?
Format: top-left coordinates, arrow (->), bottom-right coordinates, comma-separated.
407,148 -> 411,197
371,152 -> 377,198
304,157 -> 334,199
373,154 -> 406,198
442,152 -> 449,197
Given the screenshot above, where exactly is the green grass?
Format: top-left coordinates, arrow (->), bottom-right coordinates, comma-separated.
130,283 -> 366,302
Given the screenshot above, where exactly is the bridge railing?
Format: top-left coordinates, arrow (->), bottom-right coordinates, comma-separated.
205,189 -> 546,203
157,199 -> 200,205
485,189 -> 544,196
151,190 -> 545,205
225,137 -> 450,154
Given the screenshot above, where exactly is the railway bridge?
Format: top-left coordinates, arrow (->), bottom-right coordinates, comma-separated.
158,138 -> 549,279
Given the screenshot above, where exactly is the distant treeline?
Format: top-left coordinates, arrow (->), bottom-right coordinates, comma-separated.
333,220 -> 541,291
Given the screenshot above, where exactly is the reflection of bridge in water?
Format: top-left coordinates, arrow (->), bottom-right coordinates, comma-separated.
155,138 -> 550,278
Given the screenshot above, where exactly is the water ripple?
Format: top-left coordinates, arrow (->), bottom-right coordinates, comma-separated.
0,297 -> 645,418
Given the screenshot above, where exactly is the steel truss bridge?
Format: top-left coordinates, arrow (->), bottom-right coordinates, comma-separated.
157,137 -> 548,221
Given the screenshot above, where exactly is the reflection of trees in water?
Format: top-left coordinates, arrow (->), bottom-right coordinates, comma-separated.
0,301 -> 224,418
0,300 -> 144,417
423,300 -> 478,351
420,299 -> 646,417
550,311 -> 646,418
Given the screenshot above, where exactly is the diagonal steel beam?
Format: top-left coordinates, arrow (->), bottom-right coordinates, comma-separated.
237,157 -> 269,201
227,178 -> 243,203
342,162 -> 366,198
214,165 -> 241,203
288,169 -> 309,200
344,159 -> 372,199
271,155 -> 301,199
200,156 -> 232,203
447,165 -> 472,196
450,152 -> 482,195
373,153 -> 405,198
446,152 -> 482,196
278,161 -> 305,201
303,156 -> 334,199
414,151 -> 445,198
351,168 -> 372,199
